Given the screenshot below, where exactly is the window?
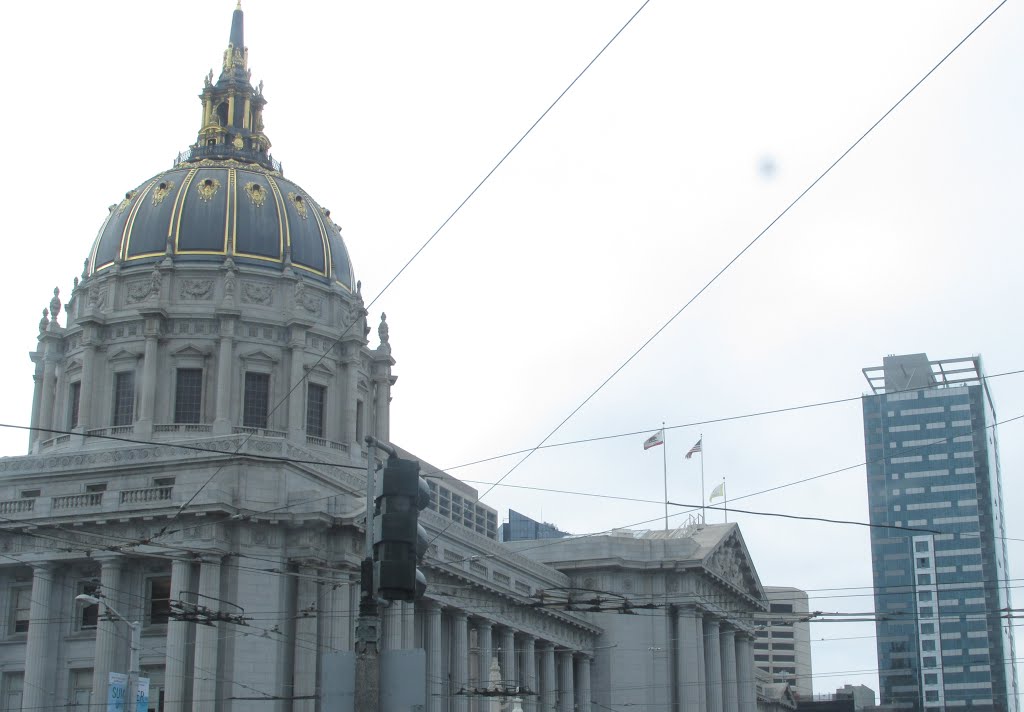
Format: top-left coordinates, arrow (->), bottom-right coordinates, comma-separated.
243,372 -> 270,428
154,477 -> 175,488
917,557 -> 931,569
306,383 -> 326,438
355,399 -> 365,442
924,673 -> 938,685
923,656 -> 937,668
925,690 -> 939,702
769,603 -> 793,613
915,540 -> 930,552
918,574 -> 932,585
773,655 -> 795,663
174,368 -> 203,424
77,581 -> 99,630
918,590 -> 933,602
68,381 -> 81,429
10,588 -> 30,634
69,669 -> 92,711
922,639 -> 936,651
112,371 -> 135,426
3,673 -> 23,712
147,576 -> 172,626
86,483 -> 107,494
921,623 -> 935,634
19,490 -> 40,499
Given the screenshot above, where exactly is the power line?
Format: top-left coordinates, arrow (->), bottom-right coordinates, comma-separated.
143,0 -> 655,543
468,0 -> 1010,510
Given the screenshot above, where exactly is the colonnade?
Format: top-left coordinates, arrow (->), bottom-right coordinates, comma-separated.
382,600 -> 592,712
675,606 -> 756,712
15,553 -> 593,712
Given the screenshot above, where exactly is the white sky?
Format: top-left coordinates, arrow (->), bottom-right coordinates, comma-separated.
1,0 -> 1022,699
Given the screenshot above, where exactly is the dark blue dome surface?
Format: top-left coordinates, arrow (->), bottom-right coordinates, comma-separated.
88,162 -> 353,288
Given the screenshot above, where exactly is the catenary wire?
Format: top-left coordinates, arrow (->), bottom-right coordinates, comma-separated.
467,0 -> 1011,512
146,0 -> 654,543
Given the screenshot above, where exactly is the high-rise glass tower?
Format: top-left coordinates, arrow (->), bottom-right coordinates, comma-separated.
862,354 -> 1017,711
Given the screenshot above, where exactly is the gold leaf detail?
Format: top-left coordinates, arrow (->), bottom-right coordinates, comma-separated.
245,182 -> 267,208
151,180 -> 175,206
116,190 -> 136,214
197,177 -> 221,202
287,191 -> 308,220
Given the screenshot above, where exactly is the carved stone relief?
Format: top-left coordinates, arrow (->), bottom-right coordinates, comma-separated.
179,279 -> 214,300
241,281 -> 273,305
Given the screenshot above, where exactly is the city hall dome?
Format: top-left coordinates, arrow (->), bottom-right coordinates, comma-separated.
86,5 -> 353,288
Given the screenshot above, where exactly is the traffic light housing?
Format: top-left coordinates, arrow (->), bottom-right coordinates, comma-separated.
373,456 -> 430,601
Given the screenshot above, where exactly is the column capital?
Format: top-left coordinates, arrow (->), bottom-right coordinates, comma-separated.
473,617 -> 494,629
537,640 -> 555,652
29,560 -> 56,574
450,608 -> 468,621
91,552 -> 123,569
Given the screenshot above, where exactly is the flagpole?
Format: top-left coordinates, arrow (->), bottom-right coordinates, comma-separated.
723,479 -> 728,523
700,432 -> 705,524
662,421 -> 668,532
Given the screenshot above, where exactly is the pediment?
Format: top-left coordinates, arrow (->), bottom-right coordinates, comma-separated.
239,349 -> 279,366
304,361 -> 334,378
108,348 -> 141,363
64,358 -> 83,374
703,527 -> 765,603
171,344 -> 210,359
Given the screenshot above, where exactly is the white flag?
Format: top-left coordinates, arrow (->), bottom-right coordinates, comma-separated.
709,482 -> 726,501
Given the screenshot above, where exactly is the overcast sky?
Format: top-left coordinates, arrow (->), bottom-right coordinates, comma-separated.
1,0 -> 1022,698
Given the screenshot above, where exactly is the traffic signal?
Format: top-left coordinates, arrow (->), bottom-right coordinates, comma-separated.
373,456 -> 430,601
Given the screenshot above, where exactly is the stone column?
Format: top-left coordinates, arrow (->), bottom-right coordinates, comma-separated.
452,611 -> 469,712
425,602 -> 444,712
575,654 -> 591,712
374,375 -> 390,441
213,316 -> 236,434
22,562 -> 55,712
287,330 -> 306,442
91,556 -> 124,707
344,358 -> 359,446
192,557 -> 222,708
28,354 -> 43,448
383,601 -> 403,650
136,320 -> 160,436
557,650 -> 574,712
39,339 -> 58,432
539,642 -> 556,712
521,635 -> 537,712
163,557 -> 194,712
720,625 -> 738,712
329,574 -> 353,652
677,607 -> 703,712
78,339 -> 96,431
402,601 -> 416,649
293,566 -> 319,712
694,612 -> 707,711
736,634 -> 756,712
704,617 -> 723,712
501,628 -> 517,692
476,620 -> 493,691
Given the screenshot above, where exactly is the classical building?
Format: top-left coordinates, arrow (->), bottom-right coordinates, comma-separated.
0,6 -> 769,711
862,354 -> 1018,711
754,586 -> 813,698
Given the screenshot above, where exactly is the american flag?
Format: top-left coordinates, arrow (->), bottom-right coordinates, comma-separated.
685,438 -> 702,459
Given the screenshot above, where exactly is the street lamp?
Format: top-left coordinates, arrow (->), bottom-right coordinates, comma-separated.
76,594 -> 141,712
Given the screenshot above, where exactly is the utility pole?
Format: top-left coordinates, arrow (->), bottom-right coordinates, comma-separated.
355,431 -> 397,712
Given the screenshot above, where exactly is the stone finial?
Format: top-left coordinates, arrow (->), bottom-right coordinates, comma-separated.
82,258 -> 89,281
39,308 -> 49,333
378,312 -> 389,346
73,276 -> 79,290
49,287 -> 61,321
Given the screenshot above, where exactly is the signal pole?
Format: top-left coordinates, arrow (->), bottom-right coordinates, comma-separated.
355,433 -> 395,712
